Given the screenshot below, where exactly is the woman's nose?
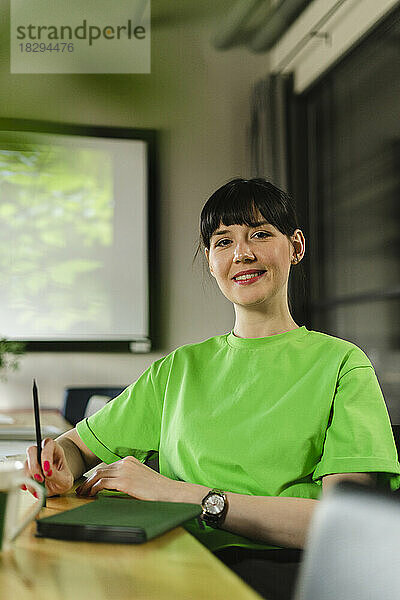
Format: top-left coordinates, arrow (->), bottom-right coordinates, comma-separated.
233,244 -> 256,263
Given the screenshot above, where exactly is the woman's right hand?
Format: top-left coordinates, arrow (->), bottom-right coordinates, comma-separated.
24,437 -> 74,497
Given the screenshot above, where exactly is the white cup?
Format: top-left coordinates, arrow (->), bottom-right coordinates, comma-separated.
0,460 -> 45,551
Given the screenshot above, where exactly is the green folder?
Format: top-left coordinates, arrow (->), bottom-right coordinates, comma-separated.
36,496 -> 202,544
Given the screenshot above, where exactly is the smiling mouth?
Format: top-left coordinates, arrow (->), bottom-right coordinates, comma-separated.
233,270 -> 266,283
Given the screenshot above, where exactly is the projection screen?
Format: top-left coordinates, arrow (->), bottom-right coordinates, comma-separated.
0,121 -> 154,350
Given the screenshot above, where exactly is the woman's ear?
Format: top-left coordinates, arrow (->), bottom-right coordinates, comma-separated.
290,229 -> 306,264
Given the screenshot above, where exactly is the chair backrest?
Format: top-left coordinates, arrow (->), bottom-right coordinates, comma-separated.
294,481 -> 400,600
391,423 -> 400,455
62,387 -> 125,427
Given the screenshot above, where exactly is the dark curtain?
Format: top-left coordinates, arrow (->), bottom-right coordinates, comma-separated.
250,73 -> 293,190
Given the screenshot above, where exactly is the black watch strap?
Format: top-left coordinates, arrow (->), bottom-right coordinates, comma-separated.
200,489 -> 228,528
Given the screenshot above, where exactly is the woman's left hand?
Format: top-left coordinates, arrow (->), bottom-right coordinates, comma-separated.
75,456 -> 177,502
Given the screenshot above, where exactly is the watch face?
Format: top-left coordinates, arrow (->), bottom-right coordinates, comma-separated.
204,494 -> 224,515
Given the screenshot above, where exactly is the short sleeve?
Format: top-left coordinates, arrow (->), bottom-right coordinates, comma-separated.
313,365 -> 400,492
76,356 -> 169,464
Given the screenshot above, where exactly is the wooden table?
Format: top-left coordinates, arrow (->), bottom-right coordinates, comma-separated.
0,491 -> 262,600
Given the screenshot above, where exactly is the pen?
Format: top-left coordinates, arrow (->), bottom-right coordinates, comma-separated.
33,378 -> 42,466
33,378 -> 46,506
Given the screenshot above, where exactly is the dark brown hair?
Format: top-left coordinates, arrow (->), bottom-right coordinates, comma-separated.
199,178 -> 300,250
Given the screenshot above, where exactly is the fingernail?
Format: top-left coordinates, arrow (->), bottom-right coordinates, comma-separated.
21,484 -> 27,491
33,491 -> 39,499
43,461 -> 50,471
34,474 -> 43,482
46,469 -> 53,477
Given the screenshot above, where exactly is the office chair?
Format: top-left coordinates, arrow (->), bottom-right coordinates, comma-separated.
62,387 -> 125,427
294,480 -> 400,600
391,423 -> 400,456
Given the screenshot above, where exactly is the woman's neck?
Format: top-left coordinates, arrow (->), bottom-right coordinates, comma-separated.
232,305 -> 299,339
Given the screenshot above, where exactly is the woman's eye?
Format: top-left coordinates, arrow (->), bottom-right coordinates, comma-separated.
253,231 -> 271,239
215,238 -> 231,247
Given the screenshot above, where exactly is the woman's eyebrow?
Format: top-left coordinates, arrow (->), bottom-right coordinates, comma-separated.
212,221 -> 270,238
212,228 -> 231,237
250,220 -> 269,228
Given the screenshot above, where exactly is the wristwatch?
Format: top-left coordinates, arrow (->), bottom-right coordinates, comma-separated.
200,489 -> 228,528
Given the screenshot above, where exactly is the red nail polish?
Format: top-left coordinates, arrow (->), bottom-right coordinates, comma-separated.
43,461 -> 50,471
34,474 -> 43,482
46,469 -> 53,477
21,484 -> 27,491
33,491 -> 39,499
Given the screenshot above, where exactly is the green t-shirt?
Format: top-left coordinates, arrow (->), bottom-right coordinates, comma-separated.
76,327 -> 400,551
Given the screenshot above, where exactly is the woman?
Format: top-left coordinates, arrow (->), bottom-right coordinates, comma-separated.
25,178 -> 400,600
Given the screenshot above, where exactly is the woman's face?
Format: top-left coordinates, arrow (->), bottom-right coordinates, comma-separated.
205,213 -> 304,309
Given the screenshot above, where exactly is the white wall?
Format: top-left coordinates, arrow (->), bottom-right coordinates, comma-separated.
0,5 -> 269,409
